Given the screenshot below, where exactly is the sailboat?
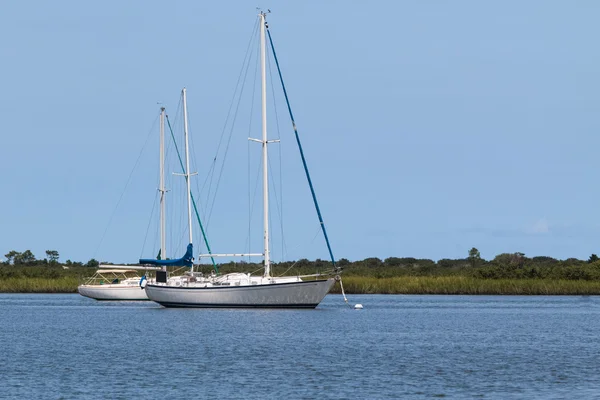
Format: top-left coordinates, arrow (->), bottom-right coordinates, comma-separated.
77,266 -> 159,301
79,108 -> 171,300
143,12 -> 339,308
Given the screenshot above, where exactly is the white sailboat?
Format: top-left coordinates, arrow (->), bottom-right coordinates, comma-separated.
78,266 -> 159,301
79,108 -> 169,300
144,12 -> 339,308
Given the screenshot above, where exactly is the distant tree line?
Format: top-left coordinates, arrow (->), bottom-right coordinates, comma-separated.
193,247 -> 600,281
3,250 -> 99,268
4,247 -> 600,281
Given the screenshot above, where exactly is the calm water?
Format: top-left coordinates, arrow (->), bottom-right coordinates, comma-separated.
1,294 -> 600,399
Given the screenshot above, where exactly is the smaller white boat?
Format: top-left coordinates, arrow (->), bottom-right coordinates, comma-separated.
78,267 -> 151,301
84,107 -> 176,301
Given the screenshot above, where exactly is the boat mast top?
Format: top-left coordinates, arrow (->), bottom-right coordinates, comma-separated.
182,88 -> 194,247
159,107 -> 167,269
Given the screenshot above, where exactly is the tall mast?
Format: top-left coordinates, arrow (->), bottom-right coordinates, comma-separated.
159,107 -> 167,269
260,12 -> 271,278
182,88 -> 193,246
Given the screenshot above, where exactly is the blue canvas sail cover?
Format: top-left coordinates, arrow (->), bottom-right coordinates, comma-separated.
139,243 -> 193,267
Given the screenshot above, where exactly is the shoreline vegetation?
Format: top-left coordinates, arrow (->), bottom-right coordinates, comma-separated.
3,276 -> 600,296
3,248 -> 600,295
335,276 -> 600,295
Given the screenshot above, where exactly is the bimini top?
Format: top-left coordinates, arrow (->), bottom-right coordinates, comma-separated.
94,269 -> 139,274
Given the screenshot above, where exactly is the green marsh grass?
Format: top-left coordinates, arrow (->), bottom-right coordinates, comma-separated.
0,277 -> 78,293
3,264 -> 600,295
331,276 -> 600,295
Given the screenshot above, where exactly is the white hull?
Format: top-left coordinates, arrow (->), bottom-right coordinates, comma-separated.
145,278 -> 336,308
78,284 -> 149,301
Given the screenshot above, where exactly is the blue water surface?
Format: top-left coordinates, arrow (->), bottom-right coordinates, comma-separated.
1,294 -> 599,399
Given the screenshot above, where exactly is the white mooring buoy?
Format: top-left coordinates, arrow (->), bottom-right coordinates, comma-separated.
337,275 -> 363,309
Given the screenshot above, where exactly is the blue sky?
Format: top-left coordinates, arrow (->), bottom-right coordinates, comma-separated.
1,1 -> 598,264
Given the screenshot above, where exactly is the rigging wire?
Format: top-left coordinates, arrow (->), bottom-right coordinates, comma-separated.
163,111 -> 174,260
266,152 -> 283,261
93,113 -> 160,260
205,20 -> 260,229
185,101 -> 219,229
165,113 -> 217,271
198,159 -> 217,218
199,21 -> 259,221
245,38 -> 260,261
140,191 -> 160,259
166,97 -> 184,257
276,225 -> 322,277
247,116 -> 251,260
184,99 -> 204,251
267,41 -> 287,261
206,21 -> 259,198
148,121 -> 165,260
266,26 -> 338,270
245,152 -> 263,262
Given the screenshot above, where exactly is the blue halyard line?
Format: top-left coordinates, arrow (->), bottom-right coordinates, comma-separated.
166,115 -> 218,272
266,27 -> 338,271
